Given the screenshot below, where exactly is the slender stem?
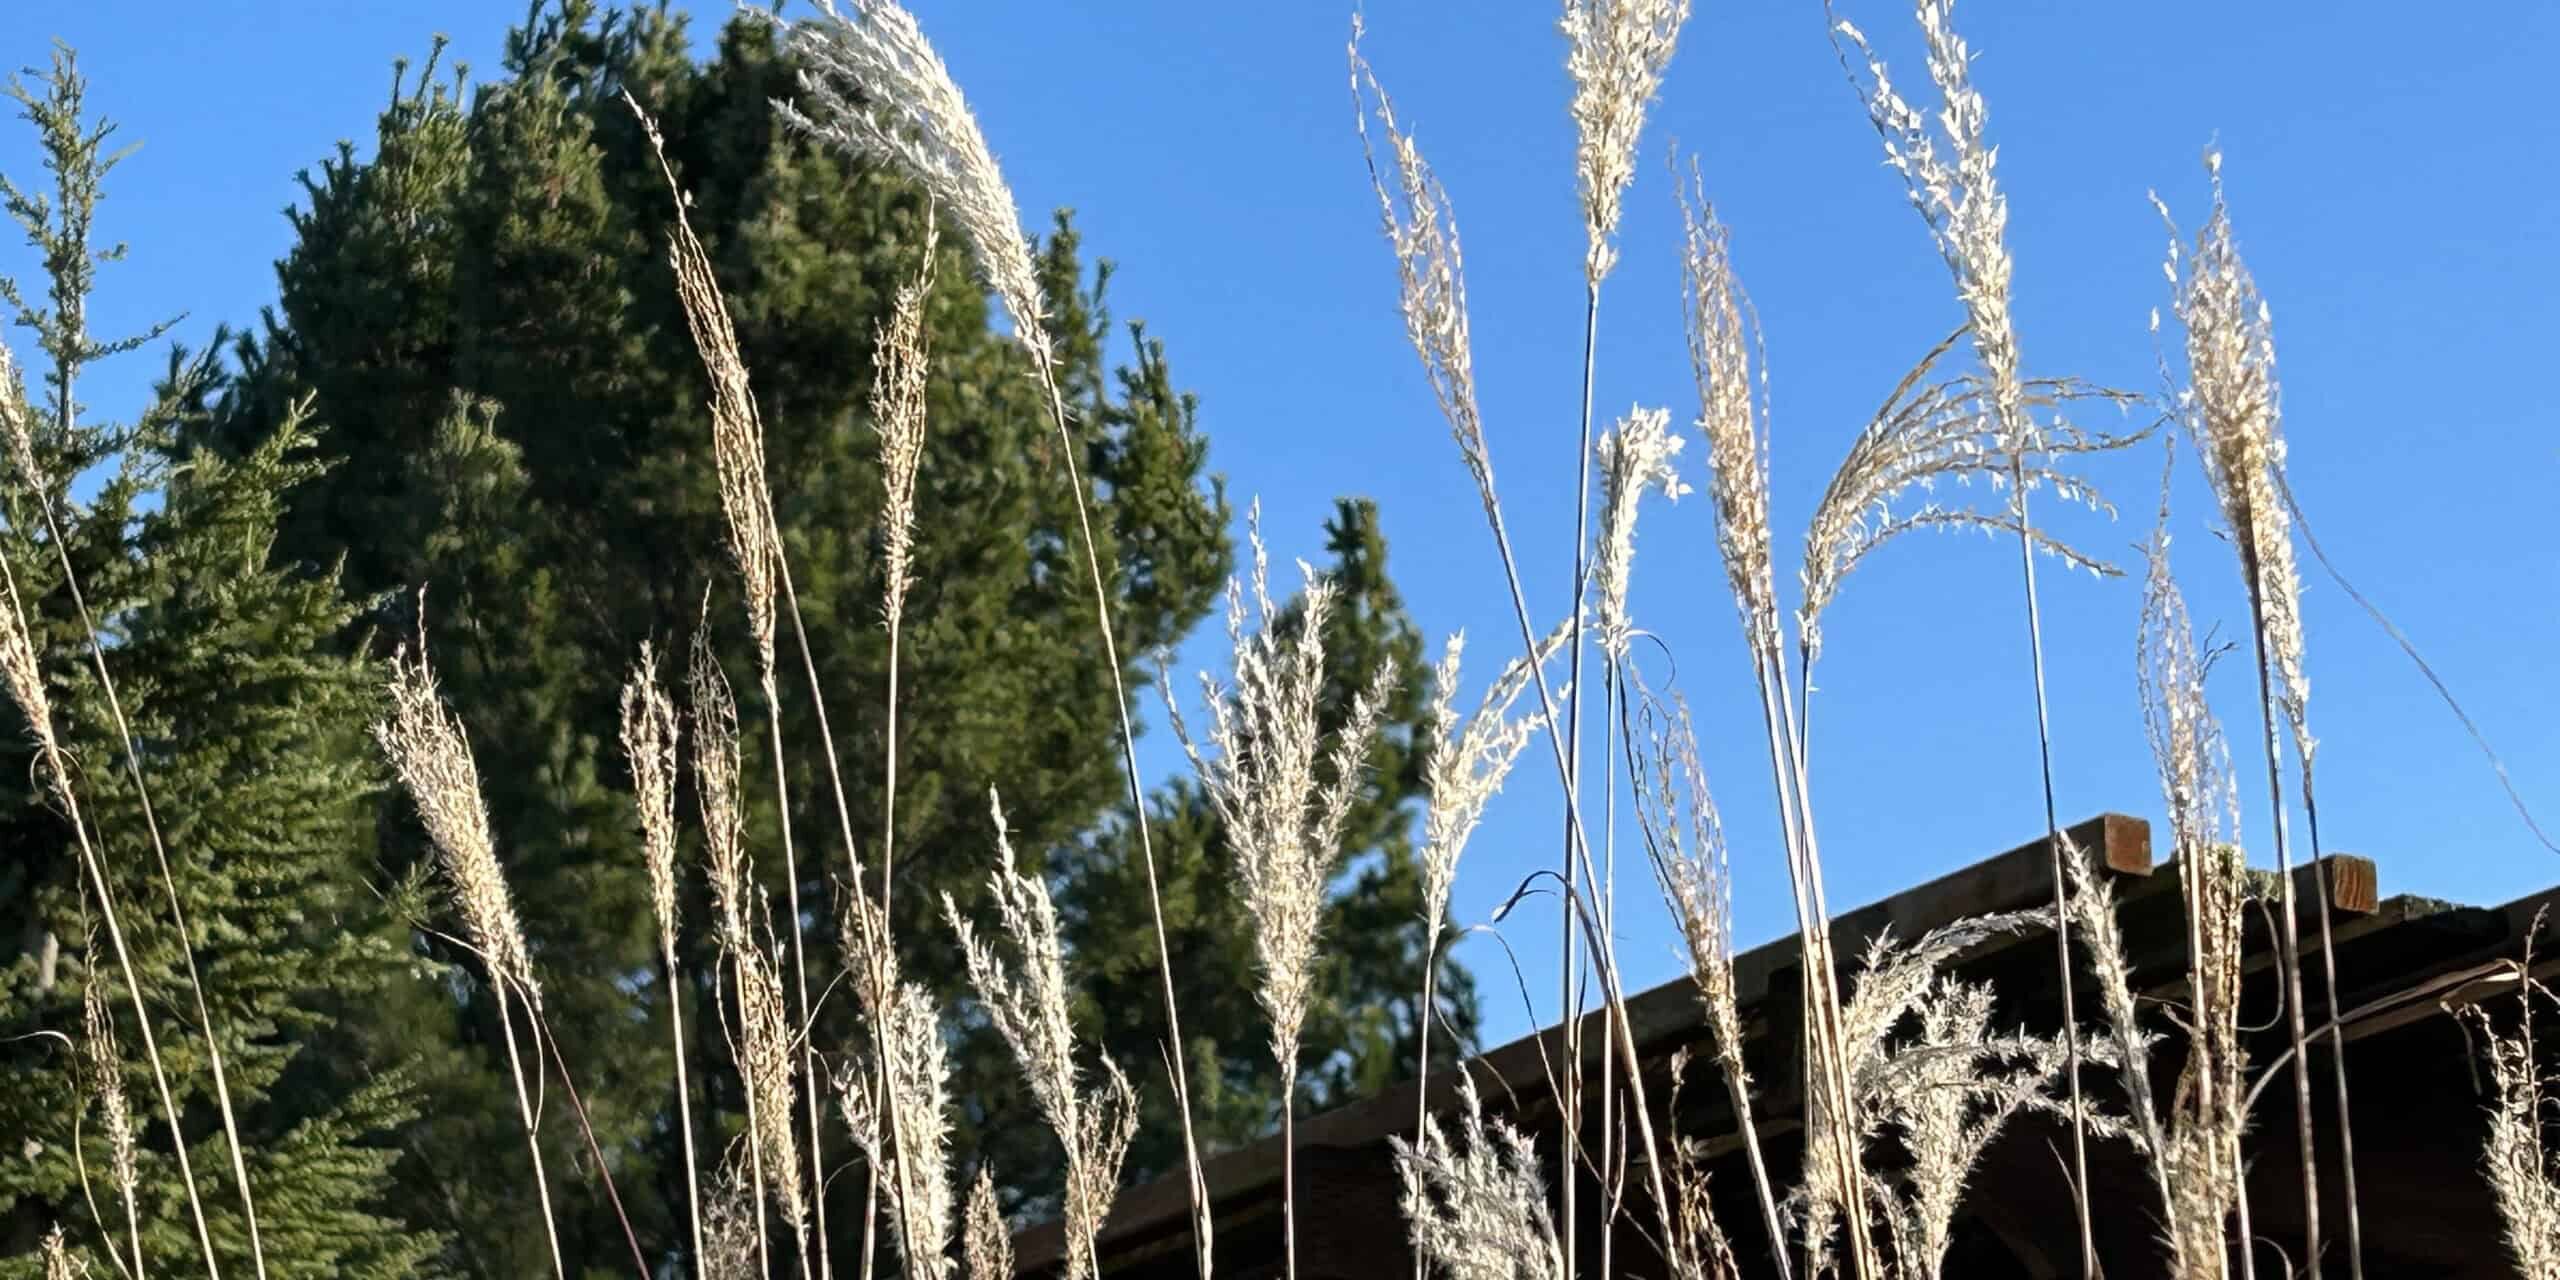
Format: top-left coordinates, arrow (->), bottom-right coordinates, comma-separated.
1720,1055 -> 1790,1280
0,547 -> 222,1278
759,667 -> 830,1280
2234,1163 -> 2259,1280
2299,789 -> 2363,1280
1559,278 -> 1600,1280
1757,653 -> 1871,1280
533,1002 -> 651,1278
768,559 -> 878,1280
1474,490 -> 1681,1256
28,492 -> 267,1279
2244,583 -> 2322,1280
1413,944 -> 1439,1280
1030,350 -> 1214,1276
1611,684 -> 1792,1280
665,936 -> 708,1273
64,805 -> 226,1279
735,951 -> 775,1280
1598,662 -> 1621,1280
870,600 -> 931,1276
1283,1062 -> 1299,1280
2004,458 -> 2097,1279
493,980 -> 569,1280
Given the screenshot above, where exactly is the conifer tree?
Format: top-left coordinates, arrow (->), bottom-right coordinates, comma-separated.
209,5 -> 1481,1268
0,47 -> 438,1278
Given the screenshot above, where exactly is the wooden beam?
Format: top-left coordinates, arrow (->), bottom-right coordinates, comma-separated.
2311,853 -> 2379,915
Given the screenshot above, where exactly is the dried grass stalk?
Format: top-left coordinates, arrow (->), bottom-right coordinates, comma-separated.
1391,1072 -> 1563,1280
618,646 -> 705,1266
1627,687 -> 1787,1267
1680,168 -> 1867,1280
1864,978 -> 2063,1280
1831,7 -> 2109,1264
1168,508 -> 1398,1280
1562,0 -> 1691,283
0,549 -> 220,1278
2156,149 -> 2355,1278
77,939 -> 141,1279
702,1153 -> 769,1280
963,1169 -> 1011,1280
685,634 -> 815,1255
2464,969 -> 2560,1280
780,16 -> 1215,1259
41,1226 -> 88,1280
1358,35 -> 1688,1266
376,641 -> 564,1279
738,925 -> 811,1244
634,106 -> 836,1275
1171,509 -> 1397,1076
1591,405 -> 1687,662
841,977 -> 955,1280
2135,462 -> 2251,1278
1792,912 -> 2039,1278
632,108 -> 780,667
945,791 -> 1138,1280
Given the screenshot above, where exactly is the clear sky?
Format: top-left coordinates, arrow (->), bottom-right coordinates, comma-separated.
3,1 -> 2552,1056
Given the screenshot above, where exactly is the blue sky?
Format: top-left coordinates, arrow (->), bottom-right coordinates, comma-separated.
3,1 -> 2553,1056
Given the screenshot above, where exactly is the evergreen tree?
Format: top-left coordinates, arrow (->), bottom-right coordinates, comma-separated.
212,3 -> 1477,1271
0,48 -> 437,1277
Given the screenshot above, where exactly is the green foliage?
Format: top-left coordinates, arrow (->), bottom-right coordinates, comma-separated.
0,47 -> 437,1277
205,2 -> 1476,1272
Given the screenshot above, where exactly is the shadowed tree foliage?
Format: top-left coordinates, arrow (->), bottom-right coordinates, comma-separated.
199,3 -> 1477,1272
0,48 -> 438,1278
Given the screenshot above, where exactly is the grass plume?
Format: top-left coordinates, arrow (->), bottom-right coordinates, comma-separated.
945,790 -> 1139,1280
376,638 -> 563,1280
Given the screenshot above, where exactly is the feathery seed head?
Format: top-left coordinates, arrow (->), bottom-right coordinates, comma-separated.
701,1152 -> 766,1280
2137,466 -> 2251,1267
737,924 -> 808,1233
1798,329 -> 2137,660
687,631 -> 754,951
1420,624 -> 1564,927
1628,692 -> 1742,1066
781,1 -> 1053,366
964,1168 -> 1012,1280
875,215 -> 941,628
79,943 -> 136,1207
635,101 -> 784,670
2156,153 -> 2312,760
1591,403 -> 1687,659
1354,33 -> 1500,522
0,556 -> 61,791
1677,179 -> 1780,654
1170,507 -> 1400,1071
842,980 -> 956,1280
1562,0 -> 1691,283
1837,0 -> 2026,444
946,789 -> 1137,1280
378,642 -> 538,1002
619,644 -> 683,952
1390,1072 -> 1564,1280
2465,985 -> 2560,1279
40,1227 -> 86,1280
0,342 -> 42,493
